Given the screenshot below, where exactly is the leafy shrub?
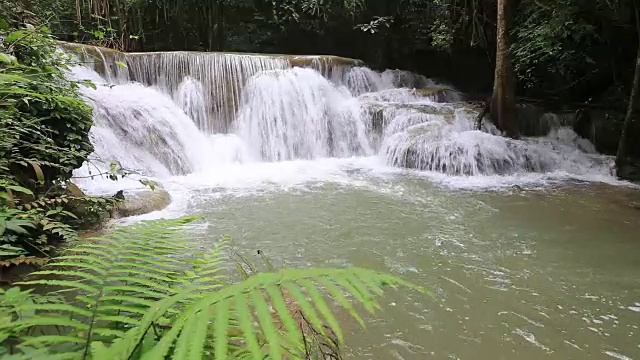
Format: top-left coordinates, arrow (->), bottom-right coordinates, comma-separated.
0,216 -> 426,359
1,19 -> 94,188
0,11 -> 119,267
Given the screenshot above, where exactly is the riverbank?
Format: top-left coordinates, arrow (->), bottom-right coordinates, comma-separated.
0,185 -> 172,286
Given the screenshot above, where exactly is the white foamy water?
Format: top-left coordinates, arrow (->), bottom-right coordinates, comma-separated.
175,77 -> 209,133
236,67 -> 372,161
67,51 -> 623,202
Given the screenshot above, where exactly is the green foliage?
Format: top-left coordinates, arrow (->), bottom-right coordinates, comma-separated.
0,12 -> 94,187
0,185 -> 116,267
510,0 -> 636,104
512,0 -> 597,90
0,217 -> 426,359
0,9 -> 121,267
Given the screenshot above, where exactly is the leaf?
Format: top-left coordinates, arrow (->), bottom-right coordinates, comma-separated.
235,293 -> 263,360
0,53 -> 16,64
1,216 -> 424,360
5,219 -> 36,234
0,73 -> 34,84
250,289 -> 283,360
26,161 -> 45,184
0,17 -> 9,30
5,30 -> 28,43
4,185 -> 33,195
66,182 -> 85,197
139,178 -> 158,191
0,256 -> 47,267
214,298 -> 230,360
0,244 -> 27,256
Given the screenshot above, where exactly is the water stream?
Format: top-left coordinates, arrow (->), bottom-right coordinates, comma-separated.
69,49 -> 640,359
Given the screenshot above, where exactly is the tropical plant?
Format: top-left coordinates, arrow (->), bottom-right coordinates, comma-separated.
0,9 -> 125,267
0,216 -> 426,359
0,22 -> 95,189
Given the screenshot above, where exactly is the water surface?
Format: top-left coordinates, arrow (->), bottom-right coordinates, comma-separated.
127,164 -> 640,360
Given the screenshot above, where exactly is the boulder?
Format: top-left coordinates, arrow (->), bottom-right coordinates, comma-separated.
115,187 -> 172,218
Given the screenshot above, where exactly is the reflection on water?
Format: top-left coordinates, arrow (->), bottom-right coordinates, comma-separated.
151,175 -> 640,360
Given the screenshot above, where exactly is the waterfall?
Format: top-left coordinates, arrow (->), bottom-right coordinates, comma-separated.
64,43 -> 617,192
69,67 -> 219,177
236,68 -> 372,161
175,77 -> 209,133
341,67 -> 391,95
126,52 -> 290,133
376,95 -> 613,178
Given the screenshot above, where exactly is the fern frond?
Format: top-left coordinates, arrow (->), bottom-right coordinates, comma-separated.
104,267 -> 425,360
12,216 -> 203,356
4,216 -> 427,360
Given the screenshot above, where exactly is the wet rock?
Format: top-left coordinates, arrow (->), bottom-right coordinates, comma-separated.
414,86 -> 461,103
115,187 -> 171,218
385,119 -> 553,176
617,161 -> 640,182
286,55 -> 364,68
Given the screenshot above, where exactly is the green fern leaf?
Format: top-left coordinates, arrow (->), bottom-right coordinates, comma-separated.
95,315 -> 140,326
137,299 -> 192,360
28,270 -> 105,285
19,335 -> 86,347
283,283 -> 326,337
264,285 -> 303,353
213,298 -> 230,360
53,255 -> 111,269
4,216 -> 425,360
184,307 -> 210,360
12,316 -> 89,332
102,285 -> 169,299
235,293 -> 263,360
98,296 -> 156,308
17,279 -> 99,294
47,261 -> 109,276
299,279 -> 343,343
111,267 -> 423,360
108,277 -> 176,293
250,289 -> 283,360
96,305 -> 151,316
17,303 -> 93,318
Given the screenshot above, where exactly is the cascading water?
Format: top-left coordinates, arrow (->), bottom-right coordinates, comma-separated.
126,52 -> 290,133
376,96 -> 614,180
235,67 -> 372,161
175,77 -> 209,133
69,67 -> 217,178
65,44 -> 619,196
342,66 -> 391,95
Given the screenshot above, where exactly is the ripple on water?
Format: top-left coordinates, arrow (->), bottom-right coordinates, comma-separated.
93,161 -> 640,360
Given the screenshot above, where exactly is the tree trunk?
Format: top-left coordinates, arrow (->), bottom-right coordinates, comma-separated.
615,5 -> 640,178
490,0 -> 519,139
